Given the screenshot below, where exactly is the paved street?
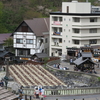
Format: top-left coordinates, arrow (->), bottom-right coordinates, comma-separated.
44,94 -> 100,100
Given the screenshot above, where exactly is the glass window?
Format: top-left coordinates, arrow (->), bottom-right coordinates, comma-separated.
90,18 -> 97,22
16,39 -> 23,43
73,17 -> 80,22
73,29 -> 80,33
45,38 -> 47,43
89,39 -> 97,44
59,17 -> 62,21
73,40 -> 79,44
59,28 -> 62,32
53,27 -> 57,32
59,39 -> 62,43
90,29 -> 97,33
19,50 -> 23,55
26,39 -> 33,44
53,17 -> 58,21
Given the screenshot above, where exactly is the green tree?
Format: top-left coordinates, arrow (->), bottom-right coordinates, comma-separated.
0,2 -> 8,33
3,37 -> 14,52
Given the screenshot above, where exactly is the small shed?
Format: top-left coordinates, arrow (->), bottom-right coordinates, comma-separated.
73,52 -> 96,71
0,87 -> 18,100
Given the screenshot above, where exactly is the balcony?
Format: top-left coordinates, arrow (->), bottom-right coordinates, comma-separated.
51,42 -> 62,49
53,32 -> 62,35
72,33 -> 100,40
52,21 -> 62,26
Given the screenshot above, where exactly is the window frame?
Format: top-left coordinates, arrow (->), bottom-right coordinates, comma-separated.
73,17 -> 80,22
90,18 -> 97,22
90,28 -> 97,33
16,39 -> 23,44
26,39 -> 33,44
89,39 -> 97,44
73,29 -> 80,33
73,40 -> 80,44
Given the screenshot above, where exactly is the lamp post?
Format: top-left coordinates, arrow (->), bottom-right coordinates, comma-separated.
4,57 -> 10,89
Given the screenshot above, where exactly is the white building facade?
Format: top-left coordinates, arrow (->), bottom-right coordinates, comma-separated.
49,0 -> 100,57
13,18 -> 49,60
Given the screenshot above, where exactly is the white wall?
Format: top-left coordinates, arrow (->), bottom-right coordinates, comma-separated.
62,2 -> 91,13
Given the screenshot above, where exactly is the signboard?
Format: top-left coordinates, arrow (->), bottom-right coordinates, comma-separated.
53,21 -> 61,25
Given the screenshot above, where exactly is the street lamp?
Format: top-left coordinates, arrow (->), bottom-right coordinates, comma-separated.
4,57 -> 10,89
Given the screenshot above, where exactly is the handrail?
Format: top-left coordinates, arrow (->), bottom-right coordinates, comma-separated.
22,87 -> 100,96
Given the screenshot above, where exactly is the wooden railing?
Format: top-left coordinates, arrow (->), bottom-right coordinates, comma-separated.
22,87 -> 100,96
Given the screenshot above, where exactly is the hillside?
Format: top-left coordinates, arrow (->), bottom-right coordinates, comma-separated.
0,0 -> 99,33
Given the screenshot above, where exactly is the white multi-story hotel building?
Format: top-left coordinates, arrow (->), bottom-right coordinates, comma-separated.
49,0 -> 100,57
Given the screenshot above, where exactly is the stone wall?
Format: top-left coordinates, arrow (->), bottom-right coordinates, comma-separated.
46,61 -> 100,88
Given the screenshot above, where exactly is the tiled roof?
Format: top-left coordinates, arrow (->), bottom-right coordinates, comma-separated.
73,57 -> 96,65
0,33 -> 11,44
0,87 -> 18,100
32,53 -> 49,58
24,18 -> 49,36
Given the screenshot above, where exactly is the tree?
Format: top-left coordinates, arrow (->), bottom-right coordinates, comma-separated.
0,2 -> 8,33
3,37 -> 14,52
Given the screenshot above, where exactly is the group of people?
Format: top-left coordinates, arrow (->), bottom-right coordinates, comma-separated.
34,87 -> 45,98
53,63 -> 69,70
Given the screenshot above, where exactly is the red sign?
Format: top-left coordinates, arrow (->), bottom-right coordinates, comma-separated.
53,21 -> 61,25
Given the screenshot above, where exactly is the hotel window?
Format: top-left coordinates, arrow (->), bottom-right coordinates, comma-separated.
26,39 -> 33,44
53,27 -> 57,32
73,40 -> 79,44
73,29 -> 80,33
59,28 -> 62,32
90,18 -> 97,22
59,17 -> 62,21
16,39 -> 23,43
53,17 -> 58,21
89,39 -> 97,44
73,17 -> 80,22
59,39 -> 62,43
90,29 -> 97,33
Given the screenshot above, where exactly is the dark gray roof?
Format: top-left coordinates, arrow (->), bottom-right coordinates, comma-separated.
0,33 -> 12,44
0,51 -> 14,58
0,87 -> 18,100
82,52 -> 92,58
24,18 -> 49,36
73,57 -> 96,66
32,53 -> 49,58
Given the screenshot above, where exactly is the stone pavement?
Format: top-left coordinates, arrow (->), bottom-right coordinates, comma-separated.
44,94 -> 100,100
60,60 -> 100,77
